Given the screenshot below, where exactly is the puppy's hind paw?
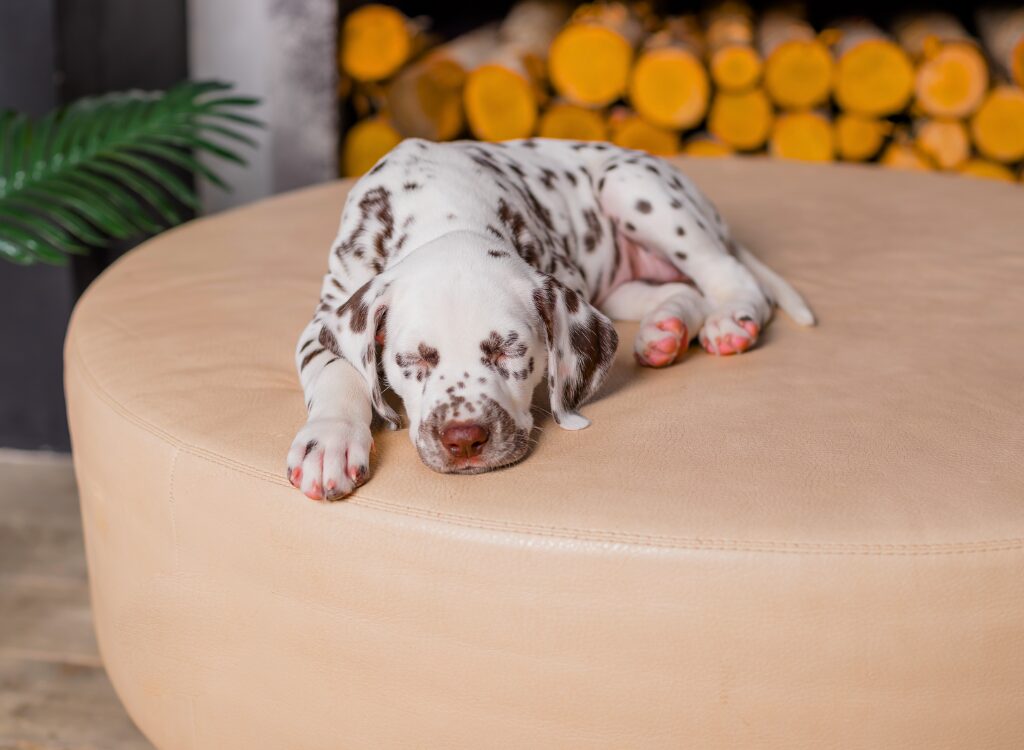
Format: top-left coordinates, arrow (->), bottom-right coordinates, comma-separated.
635,316 -> 688,368
699,310 -> 760,356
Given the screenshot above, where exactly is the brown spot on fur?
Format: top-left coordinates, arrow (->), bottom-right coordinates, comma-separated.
480,330 -> 528,380
582,209 -> 603,252
319,326 -> 341,356
562,314 -> 618,410
636,200 -> 652,214
300,347 -> 325,371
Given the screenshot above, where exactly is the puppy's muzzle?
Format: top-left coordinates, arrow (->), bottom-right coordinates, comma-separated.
417,397 -> 530,474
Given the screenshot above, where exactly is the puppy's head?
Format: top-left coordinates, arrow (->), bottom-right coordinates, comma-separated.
332,233 -> 618,474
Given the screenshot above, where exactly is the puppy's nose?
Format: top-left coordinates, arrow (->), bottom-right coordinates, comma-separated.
440,422 -> 490,458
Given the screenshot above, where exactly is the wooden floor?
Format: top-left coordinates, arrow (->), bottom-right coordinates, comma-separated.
0,451 -> 152,750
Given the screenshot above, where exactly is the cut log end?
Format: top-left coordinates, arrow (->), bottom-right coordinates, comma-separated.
770,111 -> 834,162
549,24 -> 634,107
707,88 -> 773,151
835,38 -> 915,117
538,103 -> 608,141
629,47 -> 709,130
608,112 -> 680,155
387,59 -> 467,141
971,86 -> 1024,163
957,158 -> 1017,183
835,114 -> 891,162
710,44 -> 763,92
342,117 -> 403,177
464,64 -> 538,142
915,42 -> 989,119
879,137 -> 934,171
914,119 -> 970,171
340,4 -> 414,83
682,135 -> 734,158
764,39 -> 833,109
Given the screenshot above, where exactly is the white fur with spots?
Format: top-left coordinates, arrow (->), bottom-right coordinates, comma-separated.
288,139 -> 814,499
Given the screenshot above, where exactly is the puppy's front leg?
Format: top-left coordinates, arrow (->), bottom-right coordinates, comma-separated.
287,318 -> 374,501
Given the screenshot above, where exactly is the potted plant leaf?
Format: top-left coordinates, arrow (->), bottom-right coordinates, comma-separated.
0,80 -> 261,265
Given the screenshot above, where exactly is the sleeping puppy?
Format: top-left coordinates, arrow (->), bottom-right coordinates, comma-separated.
288,138 -> 814,500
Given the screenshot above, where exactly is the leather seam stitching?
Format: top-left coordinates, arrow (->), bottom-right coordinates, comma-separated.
69,339 -> 1024,555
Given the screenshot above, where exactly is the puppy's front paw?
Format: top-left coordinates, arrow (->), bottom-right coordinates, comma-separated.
699,309 -> 761,356
286,418 -> 373,501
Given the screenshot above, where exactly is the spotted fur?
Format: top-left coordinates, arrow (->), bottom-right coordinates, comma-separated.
289,138 -> 814,498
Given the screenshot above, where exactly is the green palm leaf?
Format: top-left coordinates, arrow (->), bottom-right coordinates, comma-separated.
0,80 -> 262,265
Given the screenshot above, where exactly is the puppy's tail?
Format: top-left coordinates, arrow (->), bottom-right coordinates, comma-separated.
734,243 -> 816,327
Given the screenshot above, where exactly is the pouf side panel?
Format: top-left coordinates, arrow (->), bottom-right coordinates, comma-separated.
65,342 -> 195,750
70,361 -> 1024,750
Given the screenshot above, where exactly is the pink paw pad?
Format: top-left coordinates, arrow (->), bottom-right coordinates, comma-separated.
636,318 -> 688,368
700,314 -> 761,356
738,318 -> 760,338
304,481 -> 322,501
656,317 -> 686,336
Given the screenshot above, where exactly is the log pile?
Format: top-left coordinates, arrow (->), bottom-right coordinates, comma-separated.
339,1 -> 1024,186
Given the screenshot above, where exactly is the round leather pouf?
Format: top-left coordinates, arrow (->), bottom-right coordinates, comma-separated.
65,159 -> 1024,749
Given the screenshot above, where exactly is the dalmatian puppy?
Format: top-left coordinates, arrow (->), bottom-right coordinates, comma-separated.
288,138 -> 814,500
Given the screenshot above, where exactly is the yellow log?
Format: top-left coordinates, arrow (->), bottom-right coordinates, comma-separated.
608,109 -> 680,155
831,18 -> 915,116
970,85 -> 1024,163
549,3 -> 643,107
893,13 -> 988,119
834,114 -> 891,161
913,118 -> 970,170
682,134 -> 735,157
628,15 -> 710,130
464,2 -> 570,141
759,5 -> 834,109
957,158 -> 1017,182
340,4 -> 422,83
387,25 -> 500,140
464,60 -> 539,141
707,88 -> 773,151
977,8 -> 1024,89
342,117 -> 402,177
879,130 -> 935,171
705,1 -> 763,92
538,102 -> 609,140
769,110 -> 834,162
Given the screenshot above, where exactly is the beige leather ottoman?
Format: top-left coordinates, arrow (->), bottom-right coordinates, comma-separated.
65,159 -> 1024,749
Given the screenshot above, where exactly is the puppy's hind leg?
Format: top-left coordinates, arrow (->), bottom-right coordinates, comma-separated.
600,281 -> 707,367
594,152 -> 775,356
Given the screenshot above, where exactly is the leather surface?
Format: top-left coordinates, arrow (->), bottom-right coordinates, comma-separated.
65,158 -> 1024,748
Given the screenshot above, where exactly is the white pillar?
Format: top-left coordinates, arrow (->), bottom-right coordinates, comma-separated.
187,0 -> 338,213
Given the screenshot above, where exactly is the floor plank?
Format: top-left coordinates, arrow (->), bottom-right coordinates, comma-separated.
0,451 -> 152,750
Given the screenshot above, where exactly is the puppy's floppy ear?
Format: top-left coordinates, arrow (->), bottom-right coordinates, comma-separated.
326,275 -> 401,429
532,275 -> 619,431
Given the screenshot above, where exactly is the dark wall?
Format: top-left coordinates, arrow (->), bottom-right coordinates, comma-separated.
0,0 -> 187,451
0,0 -> 70,451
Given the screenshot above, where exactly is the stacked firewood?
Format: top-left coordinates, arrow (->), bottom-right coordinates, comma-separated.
339,1 -> 1024,185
